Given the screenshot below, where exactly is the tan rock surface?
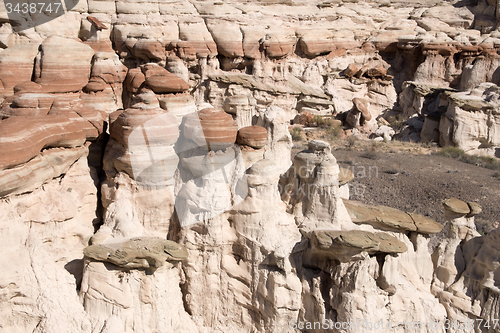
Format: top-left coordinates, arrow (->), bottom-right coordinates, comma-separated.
443,197 -> 471,215
0,116 -> 94,169
236,125 -> 268,149
262,29 -> 296,58
343,199 -> 443,234
0,1 -> 500,332
178,18 -> 217,58
298,29 -> 336,57
143,64 -> 189,93
84,237 -> 187,269
0,44 -> 40,96
206,20 -> 244,58
309,230 -> 408,259
35,37 -> 95,93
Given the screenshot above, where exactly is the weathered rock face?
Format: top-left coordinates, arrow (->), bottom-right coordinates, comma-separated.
429,198 -> 498,332
397,81 -> 500,156
0,156 -> 98,333
206,20 -> 244,58
0,146 -> 89,198
285,145 -> 448,333
440,83 -> 500,156
343,199 -> 444,234
0,44 -> 40,97
177,158 -> 302,332
285,140 -> 356,231
2,0 -> 500,332
80,260 -> 198,333
0,116 -> 90,169
84,51 -> 128,113
236,125 -> 268,149
84,237 -> 188,269
35,37 -> 95,93
256,105 -> 293,173
143,64 -> 189,94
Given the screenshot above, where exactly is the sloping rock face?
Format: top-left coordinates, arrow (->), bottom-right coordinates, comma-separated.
343,199 -> 444,234
0,155 -> 98,333
1,1 -> 500,332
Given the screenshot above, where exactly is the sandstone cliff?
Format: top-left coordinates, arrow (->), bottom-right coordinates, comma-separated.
0,1 -> 500,332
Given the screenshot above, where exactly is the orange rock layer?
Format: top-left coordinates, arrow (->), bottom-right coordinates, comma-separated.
237,125 -> 268,149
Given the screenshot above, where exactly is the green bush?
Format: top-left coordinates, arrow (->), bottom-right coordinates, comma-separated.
290,127 -> 303,141
387,114 -> 407,132
436,146 -> 500,171
325,122 -> 344,139
313,115 -> 338,128
480,156 -> 499,170
437,146 -> 466,159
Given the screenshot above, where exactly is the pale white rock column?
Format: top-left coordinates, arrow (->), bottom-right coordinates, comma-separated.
256,105 -> 293,174
0,156 -> 96,333
288,140 -> 357,231
432,198 -> 479,292
80,262 -> 198,333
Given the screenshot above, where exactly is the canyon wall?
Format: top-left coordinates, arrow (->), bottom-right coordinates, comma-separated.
0,0 -> 500,332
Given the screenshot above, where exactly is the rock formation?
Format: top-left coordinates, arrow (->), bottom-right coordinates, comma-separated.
84,237 -> 188,269
236,125 -> 268,149
1,0 -> 500,332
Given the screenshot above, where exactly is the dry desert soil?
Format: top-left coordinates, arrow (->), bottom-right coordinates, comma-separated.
291,134 -> 500,236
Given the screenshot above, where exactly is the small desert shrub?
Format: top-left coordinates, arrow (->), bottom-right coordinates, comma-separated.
360,142 -> 381,160
385,161 -> 402,174
436,147 -> 500,171
313,115 -> 338,128
437,146 -> 466,159
325,122 -> 344,140
492,171 -> 500,179
347,135 -> 357,148
290,127 -> 303,141
479,156 -> 500,170
387,114 -> 407,132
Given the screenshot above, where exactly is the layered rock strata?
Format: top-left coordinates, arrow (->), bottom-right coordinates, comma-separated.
1,1 -> 500,332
